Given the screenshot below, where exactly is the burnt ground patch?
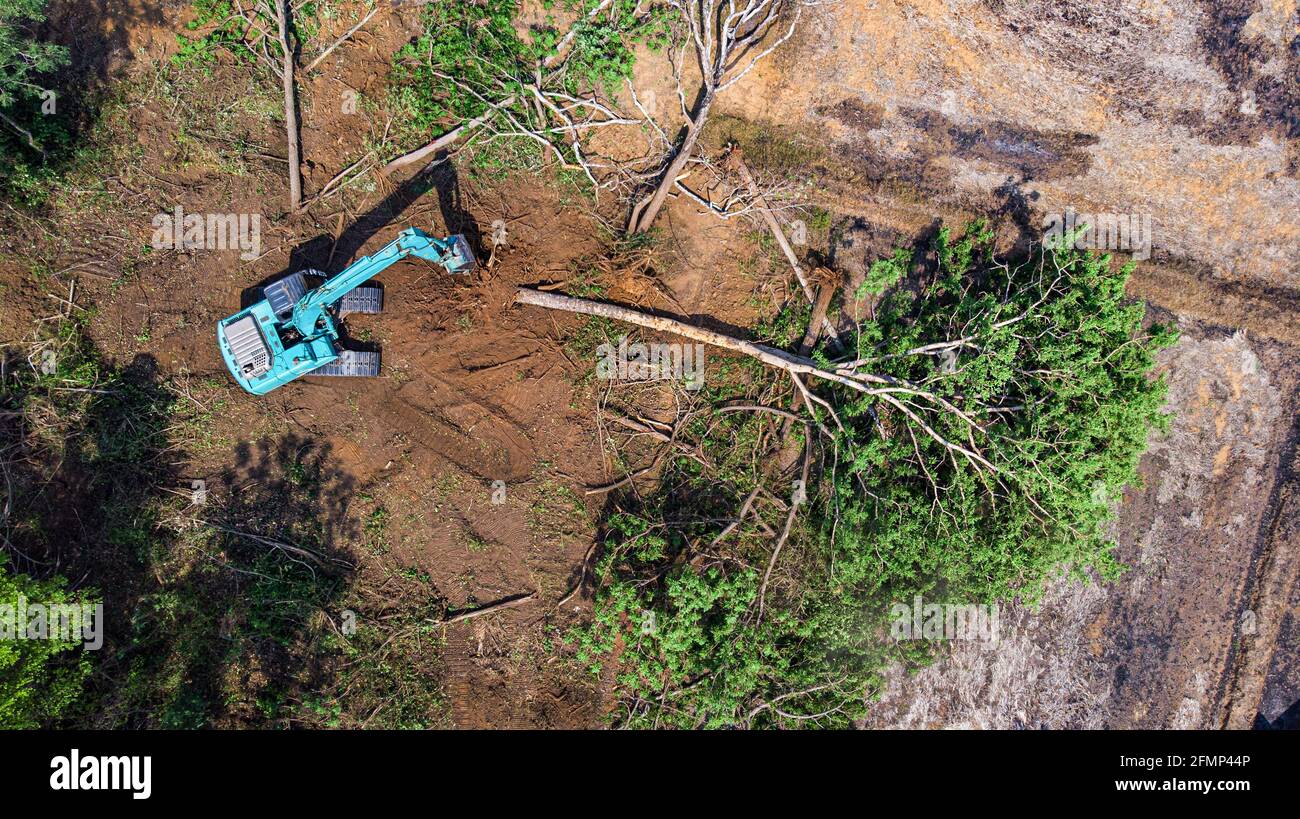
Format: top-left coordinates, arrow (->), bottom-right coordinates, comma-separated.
808,98 -> 1098,211
898,106 -> 1097,181
1196,0 -> 1300,152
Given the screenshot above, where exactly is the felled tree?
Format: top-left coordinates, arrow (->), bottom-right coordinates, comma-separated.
550,227 -> 1175,727
826,226 -> 1176,602
627,0 -> 803,232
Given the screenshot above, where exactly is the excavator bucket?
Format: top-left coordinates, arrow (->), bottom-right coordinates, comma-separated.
442,234 -> 478,275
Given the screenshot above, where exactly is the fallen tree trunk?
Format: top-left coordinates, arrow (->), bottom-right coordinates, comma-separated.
513,287 -> 998,472
380,95 -> 517,176
514,287 -> 863,390
628,91 -> 714,233
275,0 -> 303,210
435,592 -> 537,625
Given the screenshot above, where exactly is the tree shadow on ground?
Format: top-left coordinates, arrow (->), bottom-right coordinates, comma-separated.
92,429 -> 361,728
2,328 -> 366,727
993,176 -> 1043,255
139,431 -> 360,728
1254,698 -> 1300,729
0,1 -> 166,190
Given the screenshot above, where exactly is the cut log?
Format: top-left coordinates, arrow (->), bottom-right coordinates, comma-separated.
513,287 -> 867,393
275,0 -> 303,210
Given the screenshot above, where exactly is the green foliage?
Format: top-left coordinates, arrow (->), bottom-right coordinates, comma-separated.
576,225 -> 1175,727
390,0 -> 539,131
462,134 -> 548,180
573,446 -> 894,728
553,0 -> 671,94
9,317 -> 176,489
0,0 -> 66,108
173,0 -> 253,69
806,207 -> 832,233
3,318 -> 439,728
388,0 -> 666,163
173,0 -> 325,69
0,0 -> 70,203
579,560 -> 771,728
0,557 -> 95,728
858,247 -> 908,296
753,296 -> 811,348
832,225 -> 1175,602
313,617 -> 448,729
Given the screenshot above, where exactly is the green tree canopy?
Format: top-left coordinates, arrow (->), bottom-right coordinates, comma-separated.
0,0 -> 66,109
0,0 -> 70,204
0,557 -> 95,729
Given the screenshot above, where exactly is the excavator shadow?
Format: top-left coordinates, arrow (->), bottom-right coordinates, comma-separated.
240,155 -> 481,310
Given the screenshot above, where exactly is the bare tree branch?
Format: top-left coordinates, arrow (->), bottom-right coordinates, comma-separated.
303,5 -> 379,73
629,0 -> 805,232
513,287 -> 999,473
380,95 -> 517,176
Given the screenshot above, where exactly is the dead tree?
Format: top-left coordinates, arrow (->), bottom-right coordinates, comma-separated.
272,0 -> 303,210
224,1 -> 380,209
628,0 -> 803,233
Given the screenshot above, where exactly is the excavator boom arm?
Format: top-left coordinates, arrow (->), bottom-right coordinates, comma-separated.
290,228 -> 474,335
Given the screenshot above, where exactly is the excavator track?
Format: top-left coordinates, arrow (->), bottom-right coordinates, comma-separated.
310,350 -> 380,377
338,285 -> 384,315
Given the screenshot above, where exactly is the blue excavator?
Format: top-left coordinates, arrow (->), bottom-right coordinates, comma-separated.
218,227 -> 476,394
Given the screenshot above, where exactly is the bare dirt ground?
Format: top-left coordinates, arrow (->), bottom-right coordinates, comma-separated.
2,0 -> 1295,727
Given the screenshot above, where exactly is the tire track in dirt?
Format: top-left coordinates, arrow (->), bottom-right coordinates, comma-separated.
466,505 -> 531,551
444,624 -> 482,729
1216,402 -> 1300,728
443,620 -> 535,729
366,389 -> 536,483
